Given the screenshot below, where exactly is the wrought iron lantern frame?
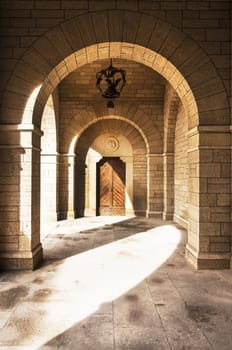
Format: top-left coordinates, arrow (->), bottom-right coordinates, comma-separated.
96,59 -> 126,107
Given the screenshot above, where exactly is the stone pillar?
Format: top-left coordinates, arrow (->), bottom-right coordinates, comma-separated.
186,126 -> 231,269
146,154 -> 163,218
84,153 -> 102,216
74,155 -> 86,218
133,155 -> 147,216
58,154 -> 76,219
121,156 -> 134,216
85,155 -> 97,216
0,124 -> 43,270
231,126 -> 232,268
163,152 -> 174,220
40,153 -> 58,223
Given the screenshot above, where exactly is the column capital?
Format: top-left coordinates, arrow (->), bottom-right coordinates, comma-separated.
146,153 -> 163,157
162,152 -> 174,157
188,125 -> 231,137
0,123 -> 43,136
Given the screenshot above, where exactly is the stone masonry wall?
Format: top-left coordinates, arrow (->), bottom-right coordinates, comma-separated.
58,59 -> 165,152
58,59 -> 165,216
174,103 -> 188,226
0,1 -> 231,270
0,0 -> 230,110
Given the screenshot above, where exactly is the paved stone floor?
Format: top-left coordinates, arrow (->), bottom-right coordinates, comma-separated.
0,216 -> 232,350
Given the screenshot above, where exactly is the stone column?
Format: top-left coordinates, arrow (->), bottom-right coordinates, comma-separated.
74,155 -> 86,218
40,153 -> 58,223
163,152 -> 174,220
85,154 -> 101,216
146,154 -> 163,218
58,154 -> 76,219
186,126 -> 231,269
231,126 -> 232,268
121,156 -> 134,216
0,124 -> 43,270
133,155 -> 147,216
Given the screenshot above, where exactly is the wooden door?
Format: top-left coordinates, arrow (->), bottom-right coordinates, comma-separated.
97,157 -> 125,215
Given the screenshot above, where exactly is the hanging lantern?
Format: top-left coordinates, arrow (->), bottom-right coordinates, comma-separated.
96,59 -> 126,108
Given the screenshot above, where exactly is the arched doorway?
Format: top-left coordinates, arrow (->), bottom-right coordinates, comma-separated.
74,119 -> 148,218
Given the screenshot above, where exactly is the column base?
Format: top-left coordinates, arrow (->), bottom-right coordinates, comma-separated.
84,208 -> 97,216
185,244 -> 231,270
57,211 -> 68,220
125,209 -> 135,216
134,210 -> 147,216
173,214 -> 188,229
57,211 -> 75,220
40,212 -> 58,223
0,243 -> 43,270
162,212 -> 173,221
146,211 -> 162,218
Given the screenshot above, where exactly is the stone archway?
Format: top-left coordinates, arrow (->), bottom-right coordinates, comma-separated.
0,10 -> 230,269
85,136 -> 133,218
73,118 -> 148,218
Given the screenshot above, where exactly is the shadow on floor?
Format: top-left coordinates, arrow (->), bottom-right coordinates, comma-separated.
0,217 -> 231,350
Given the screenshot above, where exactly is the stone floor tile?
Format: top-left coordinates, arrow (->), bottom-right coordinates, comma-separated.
155,303 -> 213,349
0,311 -> 12,328
0,217 -> 231,349
114,326 -> 170,350
113,293 -> 159,328
58,314 -> 114,350
0,302 -> 47,347
185,305 -> 232,350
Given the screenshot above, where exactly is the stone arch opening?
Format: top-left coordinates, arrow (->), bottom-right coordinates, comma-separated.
72,118 -> 148,218
0,10 -> 230,270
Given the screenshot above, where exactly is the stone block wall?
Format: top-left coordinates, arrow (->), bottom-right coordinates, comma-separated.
174,103 -> 189,227
0,1 -> 231,269
58,59 -> 165,217
58,59 -> 165,150
0,1 -> 230,108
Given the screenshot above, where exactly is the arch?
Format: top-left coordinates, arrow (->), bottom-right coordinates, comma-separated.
75,118 -> 147,157
85,135 -> 133,216
163,84 -> 180,220
0,10 -> 229,128
0,9 -> 230,270
59,118 -> 149,218
163,84 -> 180,154
68,115 -> 151,155
75,119 -> 147,217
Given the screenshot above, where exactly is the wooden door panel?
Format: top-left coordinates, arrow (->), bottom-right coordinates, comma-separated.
112,172 -> 124,207
99,161 -> 112,207
97,157 -> 125,216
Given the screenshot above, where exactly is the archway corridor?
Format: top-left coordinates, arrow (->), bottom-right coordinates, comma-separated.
0,216 -> 231,350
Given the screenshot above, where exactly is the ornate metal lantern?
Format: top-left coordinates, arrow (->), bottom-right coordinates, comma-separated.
96,59 -> 126,108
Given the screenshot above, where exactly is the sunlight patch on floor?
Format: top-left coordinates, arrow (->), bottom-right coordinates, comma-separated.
38,223 -> 180,347
1,219 -> 181,348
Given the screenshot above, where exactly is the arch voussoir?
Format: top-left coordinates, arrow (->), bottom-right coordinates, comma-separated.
45,26 -> 73,58
122,11 -> 142,44
91,11 -> 110,43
